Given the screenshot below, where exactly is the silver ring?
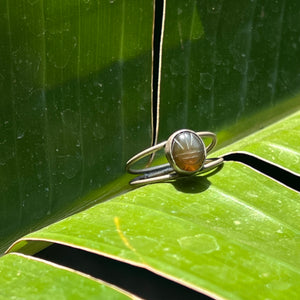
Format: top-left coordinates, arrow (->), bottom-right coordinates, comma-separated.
126,129 -> 223,185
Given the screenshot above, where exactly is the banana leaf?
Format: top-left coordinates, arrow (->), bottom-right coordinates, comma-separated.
1,0 -> 300,298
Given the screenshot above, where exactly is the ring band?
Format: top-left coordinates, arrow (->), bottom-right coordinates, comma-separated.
126,129 -> 223,185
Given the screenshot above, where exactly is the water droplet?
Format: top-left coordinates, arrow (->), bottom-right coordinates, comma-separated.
200,73 -> 214,90
93,123 -> 105,140
207,2 -> 222,14
62,109 -> 78,128
259,272 -> 270,278
266,280 -> 291,291
17,129 -> 24,140
62,155 -> 81,179
178,234 -> 219,254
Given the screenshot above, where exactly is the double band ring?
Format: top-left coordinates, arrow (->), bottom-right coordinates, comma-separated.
126,129 -> 223,185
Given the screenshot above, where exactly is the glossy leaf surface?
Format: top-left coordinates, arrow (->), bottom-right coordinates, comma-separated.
159,0 -> 300,142
219,111 -> 300,173
0,0 -> 153,251
0,253 -> 134,299
1,0 -> 300,298
9,111 -> 300,299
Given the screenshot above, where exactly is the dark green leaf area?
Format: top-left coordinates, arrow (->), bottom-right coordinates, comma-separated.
0,0 -> 153,252
160,0 -> 300,141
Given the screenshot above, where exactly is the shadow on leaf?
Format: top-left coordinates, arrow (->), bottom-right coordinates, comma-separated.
172,165 -> 223,194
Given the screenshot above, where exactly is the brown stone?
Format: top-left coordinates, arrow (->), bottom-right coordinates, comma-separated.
171,131 -> 205,172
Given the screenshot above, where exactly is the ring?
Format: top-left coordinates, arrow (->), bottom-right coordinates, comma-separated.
126,129 -> 223,185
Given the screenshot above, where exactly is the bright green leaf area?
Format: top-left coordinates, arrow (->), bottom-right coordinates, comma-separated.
9,111 -> 300,299
0,253 -> 133,300
216,109 -> 300,173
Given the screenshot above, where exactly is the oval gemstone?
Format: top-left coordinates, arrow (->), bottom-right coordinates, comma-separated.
171,131 -> 205,172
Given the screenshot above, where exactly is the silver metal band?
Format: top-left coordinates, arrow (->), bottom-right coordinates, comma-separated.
128,157 -> 224,185
126,130 -> 223,185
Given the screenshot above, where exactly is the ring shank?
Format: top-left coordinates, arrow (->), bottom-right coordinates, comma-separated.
126,141 -> 166,174
129,157 -> 224,185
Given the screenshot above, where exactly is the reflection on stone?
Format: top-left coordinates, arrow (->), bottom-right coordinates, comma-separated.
171,131 -> 205,172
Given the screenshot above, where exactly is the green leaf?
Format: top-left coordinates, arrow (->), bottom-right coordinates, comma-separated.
0,253 -> 134,299
1,0 -> 300,298
9,111 -> 300,299
159,0 -> 300,142
0,0 -> 153,252
217,110 -> 300,173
